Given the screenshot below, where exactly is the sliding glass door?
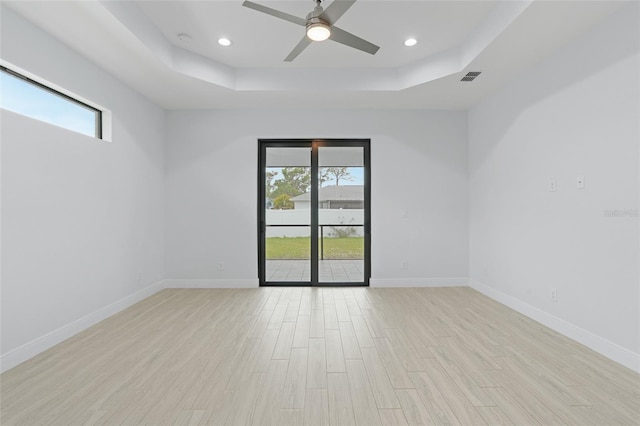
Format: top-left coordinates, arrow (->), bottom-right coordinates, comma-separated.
317,145 -> 366,284
259,140 -> 370,286
263,145 -> 311,284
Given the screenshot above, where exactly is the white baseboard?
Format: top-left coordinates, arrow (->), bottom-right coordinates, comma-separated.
369,277 -> 468,288
164,278 -> 259,289
469,278 -> 640,373
0,280 -> 165,373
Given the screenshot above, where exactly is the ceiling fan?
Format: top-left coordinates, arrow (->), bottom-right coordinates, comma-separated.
242,0 -> 380,62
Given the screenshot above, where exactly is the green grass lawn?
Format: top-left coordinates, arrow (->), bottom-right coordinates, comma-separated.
266,237 -> 364,260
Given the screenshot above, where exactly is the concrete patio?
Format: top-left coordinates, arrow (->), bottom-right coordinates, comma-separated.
266,259 -> 364,283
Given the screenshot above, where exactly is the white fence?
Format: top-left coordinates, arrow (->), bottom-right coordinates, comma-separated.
266,209 -> 365,237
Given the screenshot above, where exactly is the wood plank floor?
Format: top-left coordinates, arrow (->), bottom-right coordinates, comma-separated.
1,287 -> 638,425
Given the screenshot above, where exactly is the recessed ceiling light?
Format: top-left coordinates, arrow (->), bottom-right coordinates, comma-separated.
218,38 -> 232,47
177,33 -> 192,44
404,38 -> 417,47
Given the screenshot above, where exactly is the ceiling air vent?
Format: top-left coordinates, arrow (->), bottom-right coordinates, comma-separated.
461,71 -> 481,82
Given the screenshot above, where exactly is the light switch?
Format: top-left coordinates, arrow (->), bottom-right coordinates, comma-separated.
576,175 -> 585,189
400,208 -> 408,218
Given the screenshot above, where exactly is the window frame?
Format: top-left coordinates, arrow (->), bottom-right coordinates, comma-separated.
1,65 -> 103,139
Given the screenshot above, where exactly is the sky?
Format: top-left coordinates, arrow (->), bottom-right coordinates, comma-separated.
328,167 -> 364,186
0,70 -> 97,138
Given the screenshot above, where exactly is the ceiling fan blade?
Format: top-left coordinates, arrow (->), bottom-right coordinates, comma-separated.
329,26 -> 379,55
284,37 -> 312,62
242,1 -> 306,27
319,0 -> 356,26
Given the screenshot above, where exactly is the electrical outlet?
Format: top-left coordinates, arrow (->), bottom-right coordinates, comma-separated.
576,175 -> 585,189
400,260 -> 408,269
218,262 -> 225,271
550,288 -> 558,302
548,178 -> 557,192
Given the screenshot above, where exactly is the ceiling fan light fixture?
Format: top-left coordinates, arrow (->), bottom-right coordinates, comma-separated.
306,19 -> 331,41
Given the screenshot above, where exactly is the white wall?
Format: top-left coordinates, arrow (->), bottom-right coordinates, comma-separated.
165,109 -> 468,287
1,7 -> 165,371
468,3 -> 639,371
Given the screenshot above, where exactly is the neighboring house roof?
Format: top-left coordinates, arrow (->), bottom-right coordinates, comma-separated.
291,185 -> 364,202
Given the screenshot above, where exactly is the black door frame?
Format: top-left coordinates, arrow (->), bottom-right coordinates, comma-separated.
258,139 -> 371,287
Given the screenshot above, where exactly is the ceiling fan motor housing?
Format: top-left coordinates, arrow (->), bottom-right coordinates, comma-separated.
307,2 -> 325,21
307,16 -> 329,28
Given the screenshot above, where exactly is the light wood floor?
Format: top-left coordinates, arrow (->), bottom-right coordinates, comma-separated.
1,287 -> 638,425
